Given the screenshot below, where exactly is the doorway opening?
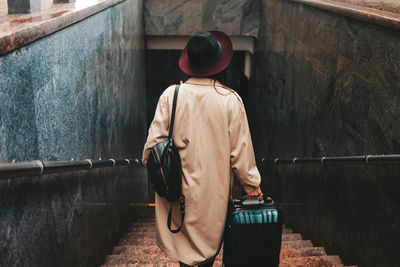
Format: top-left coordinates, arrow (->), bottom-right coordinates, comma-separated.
145,50 -> 249,129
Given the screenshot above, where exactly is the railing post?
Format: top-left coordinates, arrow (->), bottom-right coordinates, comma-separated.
7,0 -> 41,14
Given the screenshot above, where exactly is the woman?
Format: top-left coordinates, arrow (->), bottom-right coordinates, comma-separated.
142,31 -> 263,267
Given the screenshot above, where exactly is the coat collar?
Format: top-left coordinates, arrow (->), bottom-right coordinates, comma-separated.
185,77 -> 223,87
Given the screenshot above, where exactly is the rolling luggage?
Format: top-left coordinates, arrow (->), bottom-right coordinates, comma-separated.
223,196 -> 283,267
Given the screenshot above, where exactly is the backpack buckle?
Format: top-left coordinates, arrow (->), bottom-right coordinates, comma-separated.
179,195 -> 185,213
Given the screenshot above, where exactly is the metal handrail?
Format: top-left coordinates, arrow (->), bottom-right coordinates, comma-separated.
260,154 -> 400,165
0,158 -> 143,179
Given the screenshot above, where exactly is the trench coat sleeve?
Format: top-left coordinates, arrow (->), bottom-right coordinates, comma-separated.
228,95 -> 261,193
142,91 -> 170,166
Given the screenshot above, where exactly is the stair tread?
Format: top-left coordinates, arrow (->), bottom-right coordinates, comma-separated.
105,254 -> 222,266
282,228 -> 293,234
112,245 -> 162,255
119,239 -> 157,246
281,240 -> 314,248
111,245 -> 223,260
105,254 -> 175,264
103,220 -> 351,267
280,255 -> 343,267
282,233 -> 303,241
123,232 -> 156,239
280,246 -> 327,257
102,264 -> 179,267
128,226 -> 155,231
102,263 -> 223,267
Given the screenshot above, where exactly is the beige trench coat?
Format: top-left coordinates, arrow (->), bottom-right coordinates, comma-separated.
142,78 -> 261,266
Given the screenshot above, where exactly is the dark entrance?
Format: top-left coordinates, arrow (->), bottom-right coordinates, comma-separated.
145,50 -> 249,128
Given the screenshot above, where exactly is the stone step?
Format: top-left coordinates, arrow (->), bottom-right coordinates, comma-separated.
129,224 -> 155,230
128,223 -> 296,232
127,230 -> 155,236
281,233 -> 303,241
126,230 -> 155,237
105,254 -> 175,265
105,254 -> 222,266
112,245 -> 161,256
102,264 -> 179,267
280,255 -> 344,267
121,232 -> 155,239
130,221 -> 155,227
119,237 -> 157,246
130,222 -> 155,227
129,226 -> 155,232
112,245 -> 223,261
131,224 -> 300,235
280,246 -> 327,258
123,229 -> 305,244
104,220 -> 355,267
123,232 -> 156,240
281,239 -> 314,249
102,263 -> 223,267
282,227 -> 293,234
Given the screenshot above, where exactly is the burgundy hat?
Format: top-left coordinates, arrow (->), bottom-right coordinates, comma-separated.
179,31 -> 233,77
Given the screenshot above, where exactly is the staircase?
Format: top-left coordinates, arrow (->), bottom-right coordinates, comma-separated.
101,216 -> 357,267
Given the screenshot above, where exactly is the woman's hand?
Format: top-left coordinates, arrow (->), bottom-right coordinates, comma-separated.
247,186 -> 263,200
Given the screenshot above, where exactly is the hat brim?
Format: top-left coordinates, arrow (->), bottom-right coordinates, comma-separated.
179,31 -> 233,77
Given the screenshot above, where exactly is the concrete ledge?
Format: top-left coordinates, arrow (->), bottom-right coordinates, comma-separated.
146,35 -> 256,54
146,35 -> 256,78
0,0 -> 125,56
291,0 -> 400,31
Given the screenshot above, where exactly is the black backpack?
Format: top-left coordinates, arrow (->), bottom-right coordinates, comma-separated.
147,85 -> 185,233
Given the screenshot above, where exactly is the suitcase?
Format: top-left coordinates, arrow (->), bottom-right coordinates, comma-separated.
223,196 -> 283,267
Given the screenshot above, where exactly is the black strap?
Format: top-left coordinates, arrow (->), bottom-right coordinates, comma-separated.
167,195 -> 185,233
168,85 -> 180,139
166,85 -> 183,233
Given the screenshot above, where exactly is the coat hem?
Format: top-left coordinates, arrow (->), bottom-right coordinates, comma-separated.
156,238 -> 216,266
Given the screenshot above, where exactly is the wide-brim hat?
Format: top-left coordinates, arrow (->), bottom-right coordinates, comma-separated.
179,31 -> 233,77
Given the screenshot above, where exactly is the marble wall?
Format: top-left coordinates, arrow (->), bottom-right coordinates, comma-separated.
0,0 -> 147,266
0,0 -> 7,16
333,0 -> 400,14
144,0 -> 260,37
248,0 -> 400,266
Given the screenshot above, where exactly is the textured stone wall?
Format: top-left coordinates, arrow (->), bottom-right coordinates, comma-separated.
333,0 -> 400,14
248,0 -> 400,266
144,0 -> 260,37
0,0 -> 147,266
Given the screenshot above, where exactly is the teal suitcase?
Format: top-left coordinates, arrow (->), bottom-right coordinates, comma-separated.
223,197 -> 282,267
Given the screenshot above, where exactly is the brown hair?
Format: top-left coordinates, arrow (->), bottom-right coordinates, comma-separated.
184,69 -> 235,96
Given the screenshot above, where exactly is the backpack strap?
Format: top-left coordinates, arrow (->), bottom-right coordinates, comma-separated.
166,85 -> 184,233
168,85 -> 180,139
167,195 -> 185,233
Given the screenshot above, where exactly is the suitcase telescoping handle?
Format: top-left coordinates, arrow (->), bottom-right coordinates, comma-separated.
242,195 -> 275,206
